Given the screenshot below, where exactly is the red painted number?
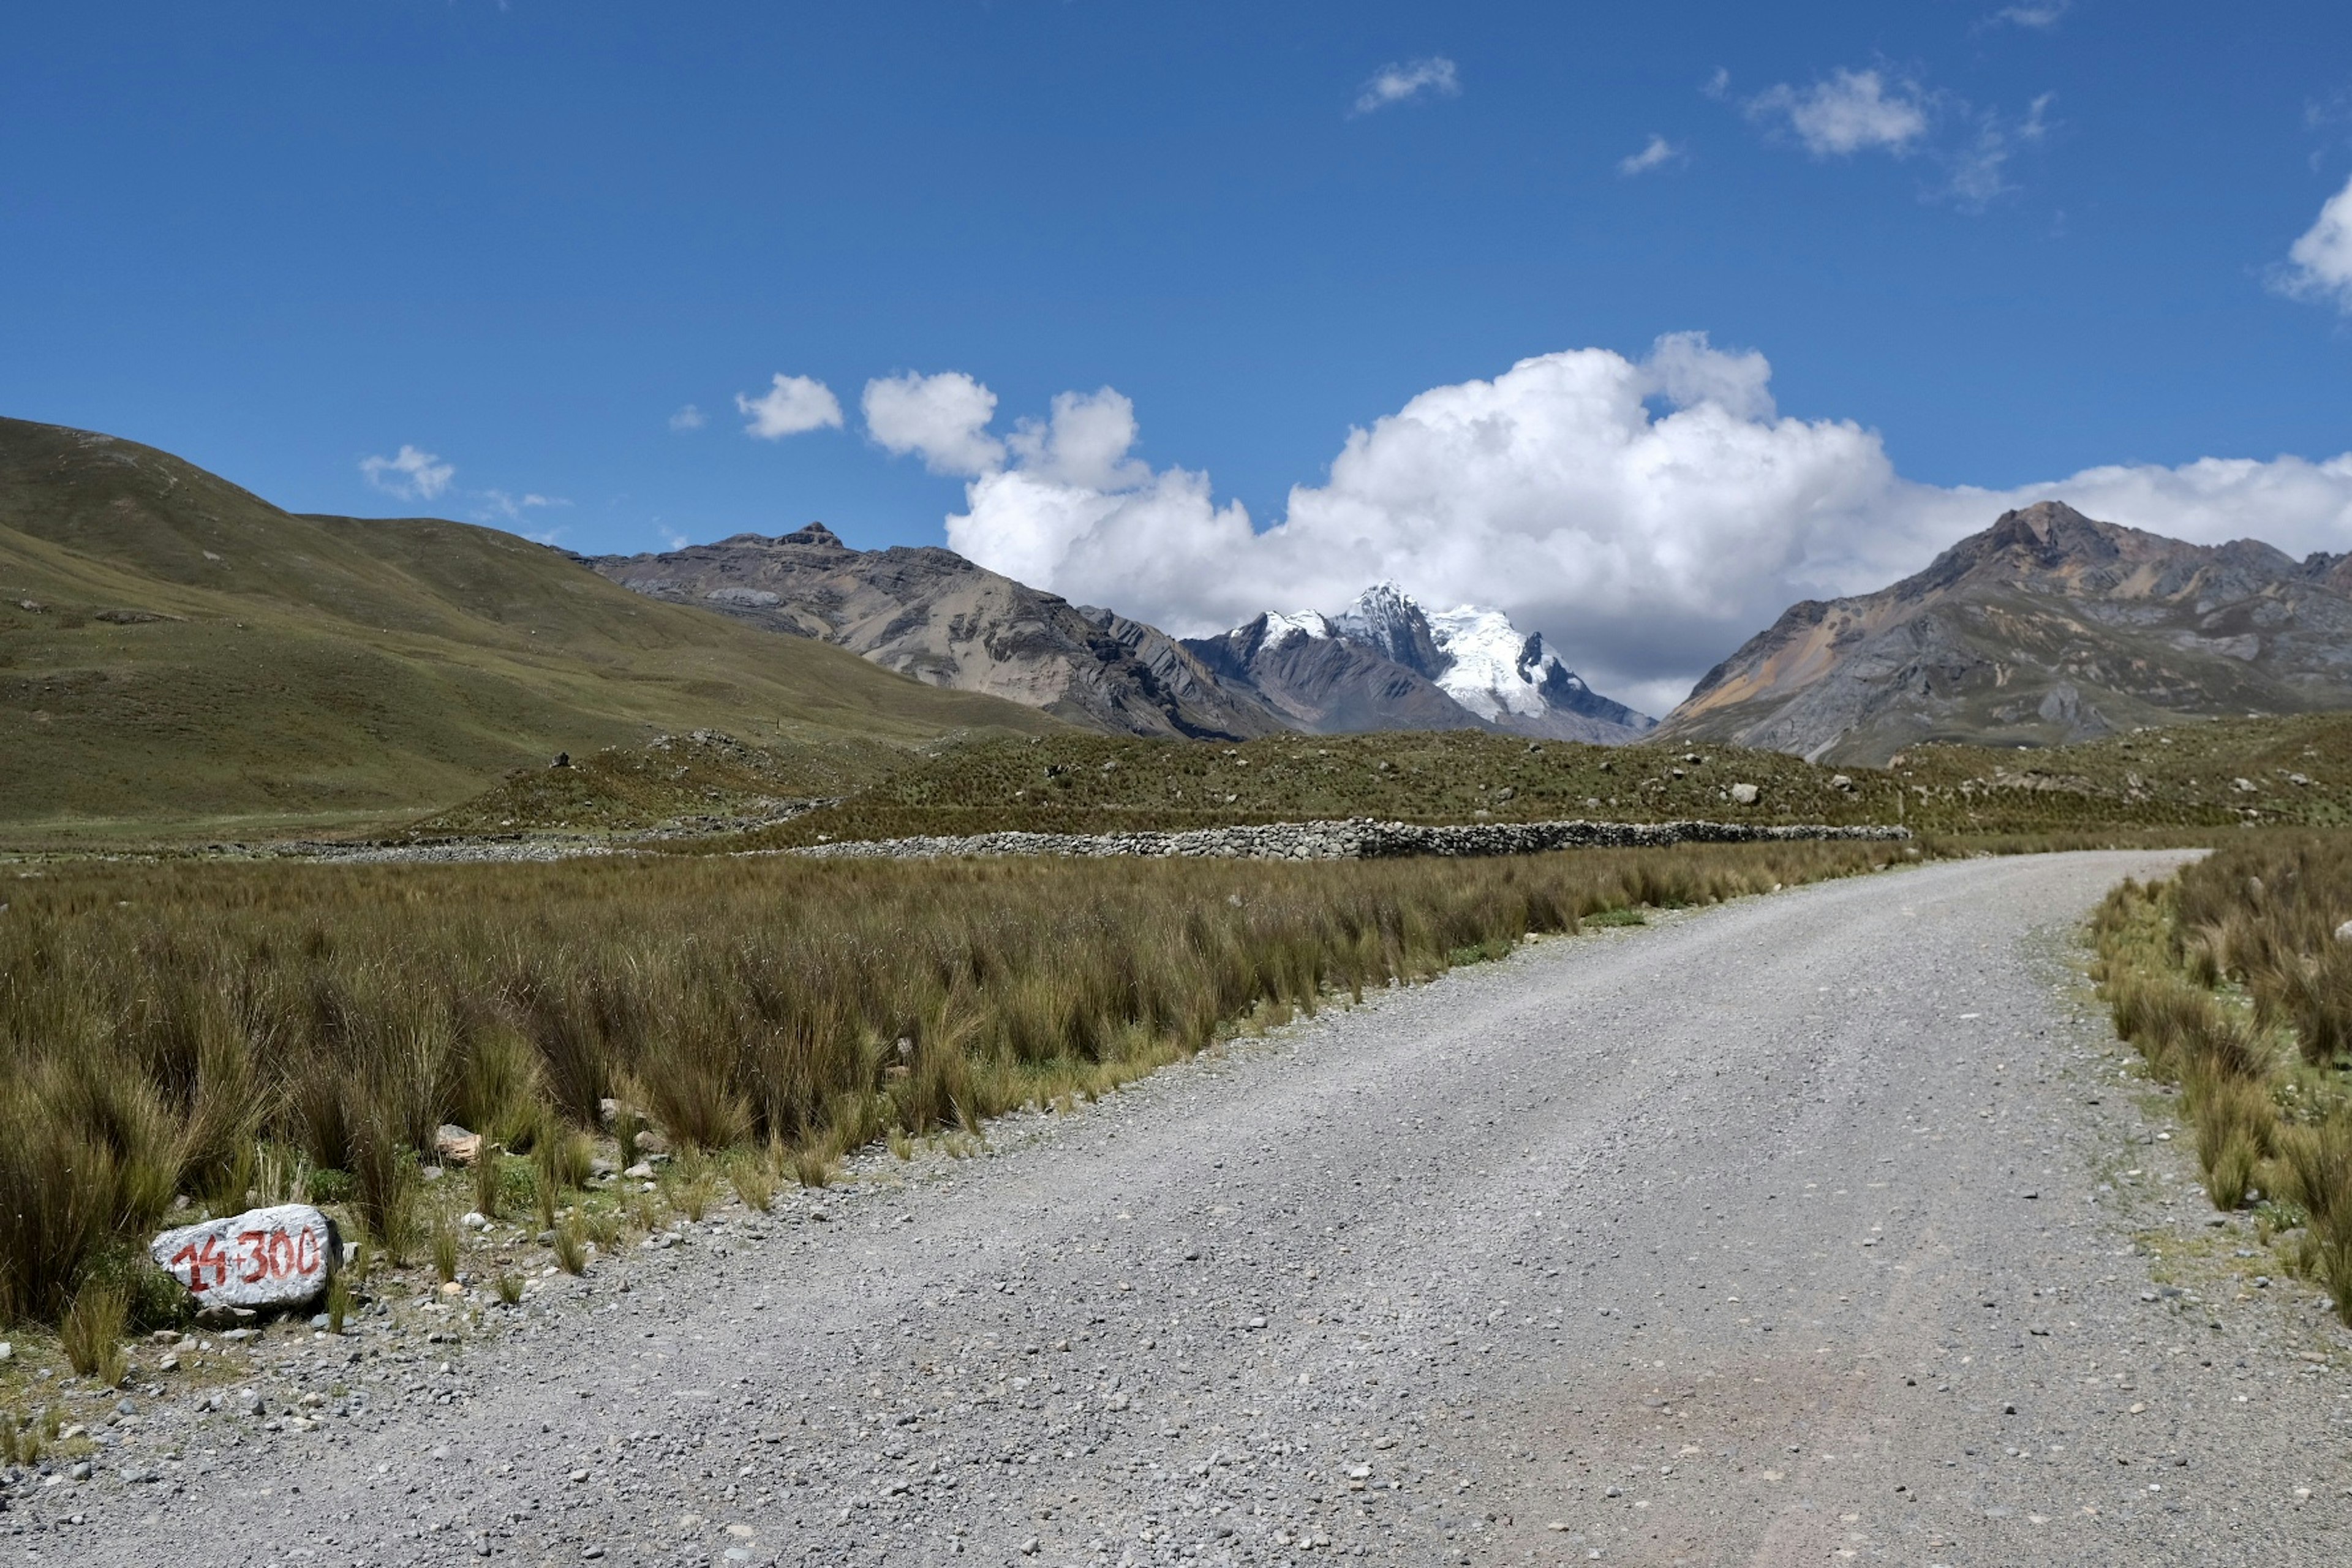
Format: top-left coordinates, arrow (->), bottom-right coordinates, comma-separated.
173,1224 -> 323,1293
168,1243 -> 207,1294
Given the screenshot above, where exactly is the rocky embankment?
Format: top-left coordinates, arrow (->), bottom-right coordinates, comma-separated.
794,816 -> 1910,861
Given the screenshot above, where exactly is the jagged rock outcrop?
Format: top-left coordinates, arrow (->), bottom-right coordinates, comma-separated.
588,526 -> 1285,741
1662,500 -> 2352,764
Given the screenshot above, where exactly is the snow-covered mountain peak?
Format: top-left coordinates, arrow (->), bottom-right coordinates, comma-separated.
1219,582 -> 1655,742
1329,582 -> 1445,676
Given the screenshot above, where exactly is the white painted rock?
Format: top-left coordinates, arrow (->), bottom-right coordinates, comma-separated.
150,1204 -> 341,1310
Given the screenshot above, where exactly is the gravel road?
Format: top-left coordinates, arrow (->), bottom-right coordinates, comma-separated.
59,850 -> 2352,1566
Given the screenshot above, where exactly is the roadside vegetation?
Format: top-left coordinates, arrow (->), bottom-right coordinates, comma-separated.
0,837 -> 1926,1338
2092,832 -> 2352,1322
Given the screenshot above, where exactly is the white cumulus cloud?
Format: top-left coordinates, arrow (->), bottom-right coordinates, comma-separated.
1354,57 -> 1460,116
669,404 -> 707,431
1747,69 -> 1929,157
1618,136 -> 1683,176
360,445 -> 454,503
863,371 -> 1007,477
736,374 -> 845,439
2278,173 -> 2352,312
919,337 -> 2352,718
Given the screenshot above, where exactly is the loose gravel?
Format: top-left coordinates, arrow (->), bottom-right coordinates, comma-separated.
41,850 -> 2352,1567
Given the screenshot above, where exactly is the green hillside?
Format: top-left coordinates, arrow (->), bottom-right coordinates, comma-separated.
0,418 -> 1057,842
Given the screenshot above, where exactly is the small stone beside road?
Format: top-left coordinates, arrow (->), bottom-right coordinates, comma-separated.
147,1204 -> 339,1313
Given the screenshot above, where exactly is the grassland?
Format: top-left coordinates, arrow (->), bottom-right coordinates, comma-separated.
2091,831 -> 2352,1323
0,837 -> 1924,1335
386,711 -> 2352,853
0,418 -> 1054,845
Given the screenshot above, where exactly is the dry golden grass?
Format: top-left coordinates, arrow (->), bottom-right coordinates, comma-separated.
58,1280 -> 127,1385
0,837 -> 1912,1324
2092,834 -> 2352,1319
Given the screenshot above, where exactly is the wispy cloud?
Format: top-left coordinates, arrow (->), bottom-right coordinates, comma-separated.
477,489 -> 569,522
1353,57 -> 1460,116
1747,69 -> 1929,157
1990,1 -> 2070,28
1944,94 -> 2055,210
1617,135 -> 1684,176
2276,173 -> 2352,312
736,374 -> 845,439
668,404 -> 706,432
359,445 -> 454,502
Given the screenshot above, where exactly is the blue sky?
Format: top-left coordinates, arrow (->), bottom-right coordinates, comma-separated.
7,2 -> 2352,707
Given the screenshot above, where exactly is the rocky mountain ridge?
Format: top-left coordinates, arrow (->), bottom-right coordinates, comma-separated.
588,525 -> 1286,741
1660,499 -> 2352,764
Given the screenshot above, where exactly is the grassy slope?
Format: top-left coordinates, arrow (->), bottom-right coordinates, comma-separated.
0,418 -> 1057,840
622,712 -> 2352,850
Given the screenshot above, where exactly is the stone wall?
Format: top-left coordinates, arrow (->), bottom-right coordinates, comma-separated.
792,817 -> 1910,862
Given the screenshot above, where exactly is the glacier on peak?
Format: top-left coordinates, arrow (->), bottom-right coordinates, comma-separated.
1227,582 -> 1654,741
1425,605 -> 1582,722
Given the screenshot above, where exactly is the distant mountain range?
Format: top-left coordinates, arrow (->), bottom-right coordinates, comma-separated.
592,533 -> 1659,745
1659,499 -> 2352,764
587,524 -> 1285,741
27,409 -> 2352,835
1182,583 -> 1658,745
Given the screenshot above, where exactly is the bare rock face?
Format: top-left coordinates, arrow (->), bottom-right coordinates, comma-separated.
151,1204 -> 340,1312
1660,500 -> 2352,764
588,526 -> 1284,742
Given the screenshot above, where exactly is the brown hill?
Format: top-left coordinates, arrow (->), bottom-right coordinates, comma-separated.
0,419 -> 1054,840
1660,500 -> 2352,764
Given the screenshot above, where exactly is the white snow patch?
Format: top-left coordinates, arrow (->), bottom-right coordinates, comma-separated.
1260,610 -> 1335,643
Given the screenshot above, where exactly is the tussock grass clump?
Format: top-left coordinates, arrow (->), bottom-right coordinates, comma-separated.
0,838 -> 1896,1322
727,1151 -> 778,1214
471,1147 -> 505,1221
59,1280 -> 129,1385
666,1153 -> 721,1223
431,1213 -> 459,1284
492,1271 -> 524,1306
2278,1117 -> 2352,1311
552,1215 -> 588,1276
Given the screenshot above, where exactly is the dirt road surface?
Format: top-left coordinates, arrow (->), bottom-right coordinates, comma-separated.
66,850 -> 2352,1566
